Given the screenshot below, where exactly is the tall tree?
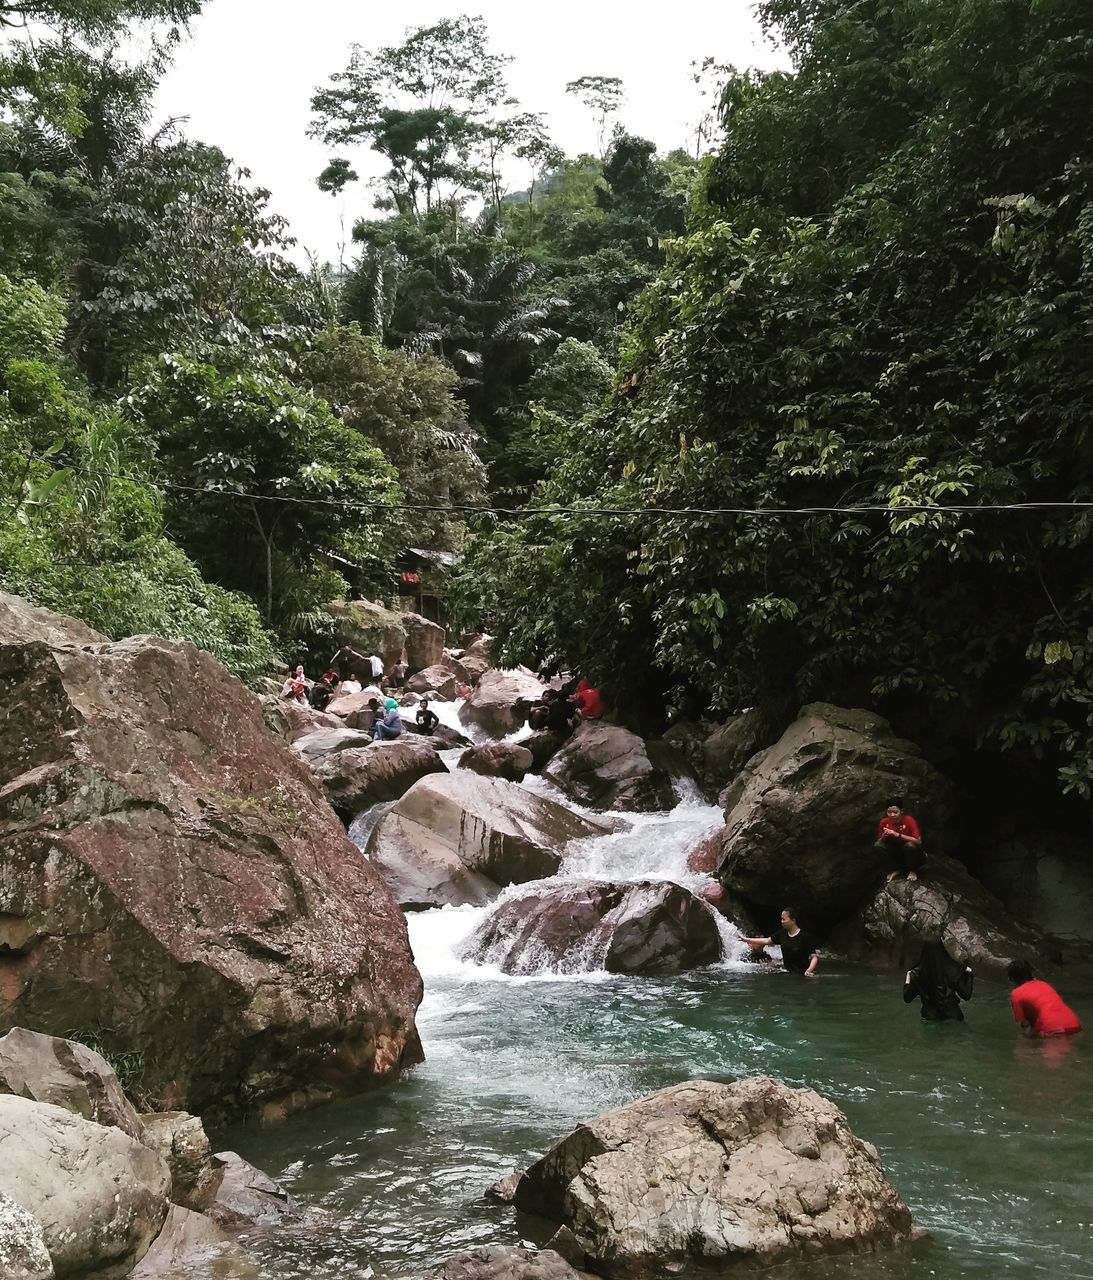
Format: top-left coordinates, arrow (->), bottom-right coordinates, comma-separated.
565,75 -> 624,158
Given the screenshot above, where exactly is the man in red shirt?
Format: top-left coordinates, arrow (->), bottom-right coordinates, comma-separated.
1007,961 -> 1081,1037
875,800 -> 923,882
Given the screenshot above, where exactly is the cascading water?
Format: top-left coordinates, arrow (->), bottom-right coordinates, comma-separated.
220,699 -> 1093,1280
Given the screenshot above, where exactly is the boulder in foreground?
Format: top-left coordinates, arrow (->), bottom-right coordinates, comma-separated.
311,739 -> 448,820
0,1094 -> 170,1280
462,880 -> 723,975
0,590 -> 422,1122
513,1077 -> 913,1276
367,772 -> 608,909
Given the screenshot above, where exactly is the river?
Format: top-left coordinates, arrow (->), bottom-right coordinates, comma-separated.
218,719 -> 1093,1280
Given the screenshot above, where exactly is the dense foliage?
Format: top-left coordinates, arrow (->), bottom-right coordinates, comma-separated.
458,0 -> 1093,799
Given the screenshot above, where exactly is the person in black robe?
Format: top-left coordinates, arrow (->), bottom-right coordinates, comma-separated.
903,938 -> 974,1021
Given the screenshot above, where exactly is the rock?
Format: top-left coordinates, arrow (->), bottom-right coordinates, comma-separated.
513,1077 -> 913,1276
829,854 -> 1052,978
459,636 -> 493,686
523,730 -> 567,771
703,709 -> 769,802
486,1172 -> 523,1204
367,772 -> 609,910
406,664 -> 459,700
0,1192 -> 54,1280
207,1152 -> 302,1230
325,690 -> 384,720
313,740 -> 449,820
291,725 -> 377,760
459,743 -> 535,783
0,1026 -> 144,1140
130,1204 -> 258,1279
0,592 -> 106,648
258,695 -> 341,744
656,721 -> 712,791
461,880 -> 723,975
967,831 -> 1093,945
415,1246 -> 585,1280
0,1094 -> 170,1279
684,828 -> 722,874
402,612 -> 445,672
326,598 -> 407,671
543,722 -> 675,813
458,669 -> 544,738
440,650 -> 472,685
0,591 -> 422,1122
717,703 -> 953,929
140,1112 -> 221,1213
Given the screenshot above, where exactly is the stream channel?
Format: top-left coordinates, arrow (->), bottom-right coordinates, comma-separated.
219,707 -> 1093,1280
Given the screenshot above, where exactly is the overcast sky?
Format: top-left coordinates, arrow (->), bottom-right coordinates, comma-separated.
153,1 -> 786,266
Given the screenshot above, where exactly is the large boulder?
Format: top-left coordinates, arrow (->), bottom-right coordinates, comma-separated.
129,1204 -> 257,1279
524,730 -> 567,771
544,722 -> 675,813
326,598 -> 406,669
312,739 -> 449,820
461,880 -> 723,976
703,708 -> 770,801
291,725 -> 376,760
367,772 -> 609,910
966,830 -> 1093,945
140,1112 -> 221,1213
402,612 -> 445,672
0,1027 -> 144,1141
259,695 -> 341,744
325,690 -> 384,721
459,742 -> 535,783
829,855 -> 1052,978
0,591 -> 423,1122
513,1078 -> 913,1276
459,669 -> 544,738
0,1094 -> 171,1279
0,1192 -> 54,1280
406,664 -> 459,700
717,703 -> 952,929
459,636 -> 493,685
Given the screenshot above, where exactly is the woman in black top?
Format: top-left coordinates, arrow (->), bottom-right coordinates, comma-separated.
903,938 -> 974,1021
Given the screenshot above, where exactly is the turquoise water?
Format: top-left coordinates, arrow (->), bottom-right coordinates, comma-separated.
218,784 -> 1093,1280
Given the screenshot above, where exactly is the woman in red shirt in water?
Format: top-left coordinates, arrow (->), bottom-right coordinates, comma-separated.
1007,961 -> 1081,1037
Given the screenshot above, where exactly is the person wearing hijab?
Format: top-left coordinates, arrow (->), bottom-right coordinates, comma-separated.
372,697 -> 403,741
903,938 -> 974,1021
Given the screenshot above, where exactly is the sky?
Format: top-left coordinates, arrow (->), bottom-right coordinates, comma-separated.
153,0 -> 786,266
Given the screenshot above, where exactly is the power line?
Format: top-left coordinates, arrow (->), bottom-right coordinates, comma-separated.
154,481 -> 1093,520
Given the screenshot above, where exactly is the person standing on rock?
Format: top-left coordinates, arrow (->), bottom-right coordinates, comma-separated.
739,908 -> 819,975
416,698 -> 440,734
903,938 -> 973,1021
369,653 -> 386,683
1007,961 -> 1082,1038
876,801 -> 924,881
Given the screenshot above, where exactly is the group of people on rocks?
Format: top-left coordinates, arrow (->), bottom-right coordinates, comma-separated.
517,676 -> 605,737
280,647 -> 411,742
729,797 -> 1082,1040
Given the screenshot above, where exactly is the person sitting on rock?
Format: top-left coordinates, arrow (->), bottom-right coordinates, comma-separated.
903,937 -> 973,1021
281,665 -> 308,703
1007,961 -> 1082,1038
876,800 -> 924,882
574,678 -> 604,719
738,907 -> 819,975
372,697 -> 403,742
455,680 -> 473,701
309,672 -> 336,711
540,688 -> 580,735
416,698 -> 440,734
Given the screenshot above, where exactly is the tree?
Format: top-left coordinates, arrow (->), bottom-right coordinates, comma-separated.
0,0 -> 199,36
310,15 -> 514,215
565,75 -> 624,158
129,355 -> 400,623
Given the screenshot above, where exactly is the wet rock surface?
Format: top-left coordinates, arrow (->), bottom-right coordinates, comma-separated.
367,772 -> 608,910
140,1111 -> 222,1213
129,1204 -> 259,1279
459,742 -> 535,783
830,854 -> 1052,977
0,591 -> 423,1122
513,1077 -> 914,1276
459,669 -> 544,738
543,722 -> 675,813
411,1246 -> 588,1280
463,880 -> 723,975
717,703 -> 952,928
312,739 -> 448,820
